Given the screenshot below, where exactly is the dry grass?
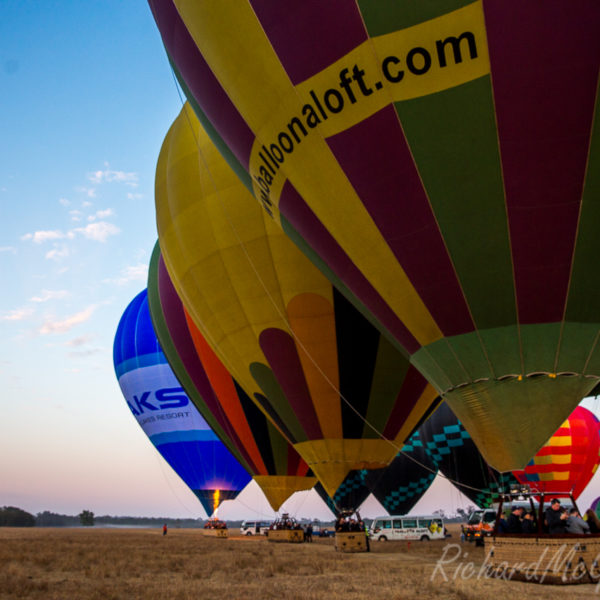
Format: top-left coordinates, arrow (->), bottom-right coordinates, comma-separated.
0,525 -> 598,599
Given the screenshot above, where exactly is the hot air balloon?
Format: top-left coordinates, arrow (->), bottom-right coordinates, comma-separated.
513,405 -> 600,498
419,402 -> 518,508
368,433 -> 438,516
155,103 -> 438,499
315,432 -> 437,517
148,242 -> 316,511
149,0 -> 600,472
113,289 -> 251,517
314,472 -> 371,518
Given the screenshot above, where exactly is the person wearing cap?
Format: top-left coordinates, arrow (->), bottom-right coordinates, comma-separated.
545,499 -> 568,534
505,505 -> 525,534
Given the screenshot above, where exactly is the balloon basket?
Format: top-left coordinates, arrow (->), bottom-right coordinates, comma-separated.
267,529 -> 305,543
203,528 -> 228,538
335,532 -> 368,553
487,535 -> 600,584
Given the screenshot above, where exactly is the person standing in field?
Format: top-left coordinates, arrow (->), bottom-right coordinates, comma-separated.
305,523 -> 312,542
163,524 -> 168,536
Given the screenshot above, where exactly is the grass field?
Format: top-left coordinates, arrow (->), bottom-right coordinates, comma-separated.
1,525 -> 599,599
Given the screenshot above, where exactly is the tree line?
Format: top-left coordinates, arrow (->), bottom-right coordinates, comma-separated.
0,506 -> 203,528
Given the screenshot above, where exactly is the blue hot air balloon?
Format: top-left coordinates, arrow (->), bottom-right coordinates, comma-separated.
113,289 -> 251,517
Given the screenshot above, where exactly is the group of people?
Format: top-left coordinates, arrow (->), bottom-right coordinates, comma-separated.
334,516 -> 367,533
203,518 -> 227,529
269,516 -> 303,531
502,499 -> 600,535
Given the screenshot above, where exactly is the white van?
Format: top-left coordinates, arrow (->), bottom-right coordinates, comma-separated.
369,515 -> 445,541
239,520 -> 272,535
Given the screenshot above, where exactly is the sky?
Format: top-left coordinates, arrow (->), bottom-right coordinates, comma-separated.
2,2 -> 600,524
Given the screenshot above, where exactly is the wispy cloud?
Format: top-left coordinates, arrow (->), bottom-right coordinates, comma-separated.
103,263 -> 148,286
88,166 -> 138,187
45,245 -> 70,261
21,230 -> 74,244
22,220 -> 120,248
69,209 -> 83,222
30,289 -> 69,303
1,307 -> 34,321
73,221 -> 120,242
75,186 -> 97,198
65,334 -> 93,347
127,192 -> 143,200
39,305 -> 96,335
68,348 -> 103,358
59,197 -> 70,207
0,246 -> 16,254
87,208 -> 114,222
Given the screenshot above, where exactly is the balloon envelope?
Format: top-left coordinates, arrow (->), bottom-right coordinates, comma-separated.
368,433 -> 438,515
513,406 -> 600,499
113,289 -> 251,516
149,0 -> 600,471
148,243 -> 316,511
315,433 -> 437,516
155,104 -> 437,497
419,402 -> 518,508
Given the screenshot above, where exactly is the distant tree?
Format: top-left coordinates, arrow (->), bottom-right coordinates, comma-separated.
36,511 -> 78,527
0,506 -> 36,527
79,510 -> 95,526
433,509 -> 446,519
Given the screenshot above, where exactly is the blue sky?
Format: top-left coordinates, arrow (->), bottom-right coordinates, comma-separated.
0,1 -> 336,521
2,2 -> 600,522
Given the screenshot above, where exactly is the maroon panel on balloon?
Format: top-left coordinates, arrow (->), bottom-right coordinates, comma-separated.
327,105 -> 475,337
259,328 -> 323,439
149,0 -> 255,168
483,0 -> 600,324
382,365 -> 431,440
249,0 -> 368,84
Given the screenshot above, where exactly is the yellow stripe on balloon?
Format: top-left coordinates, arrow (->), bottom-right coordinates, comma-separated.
286,293 -> 342,439
546,435 -> 573,448
172,0 -> 471,347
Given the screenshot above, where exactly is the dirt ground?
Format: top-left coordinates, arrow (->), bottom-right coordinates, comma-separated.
1,524 -> 599,599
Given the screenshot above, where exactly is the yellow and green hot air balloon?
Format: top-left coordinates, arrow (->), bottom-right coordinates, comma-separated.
148,242 -> 316,511
149,1 -> 600,471
155,104 -> 437,497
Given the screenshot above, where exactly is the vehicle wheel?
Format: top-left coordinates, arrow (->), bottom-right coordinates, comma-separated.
420,535 -> 429,542
475,538 -> 484,547
378,535 -> 387,542
246,531 -> 252,536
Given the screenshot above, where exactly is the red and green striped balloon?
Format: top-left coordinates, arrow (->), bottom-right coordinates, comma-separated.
149,0 -> 600,471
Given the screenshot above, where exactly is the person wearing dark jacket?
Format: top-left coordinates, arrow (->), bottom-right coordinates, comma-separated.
521,511 -> 537,534
545,499 -> 568,534
505,506 -> 524,533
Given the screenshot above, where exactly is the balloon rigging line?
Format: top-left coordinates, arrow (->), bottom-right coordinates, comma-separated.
165,66 -> 550,502
153,451 -> 200,518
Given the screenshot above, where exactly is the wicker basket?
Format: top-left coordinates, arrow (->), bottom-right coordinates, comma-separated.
335,532 -> 369,553
203,528 -> 228,538
267,529 -> 305,543
487,535 -> 600,584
